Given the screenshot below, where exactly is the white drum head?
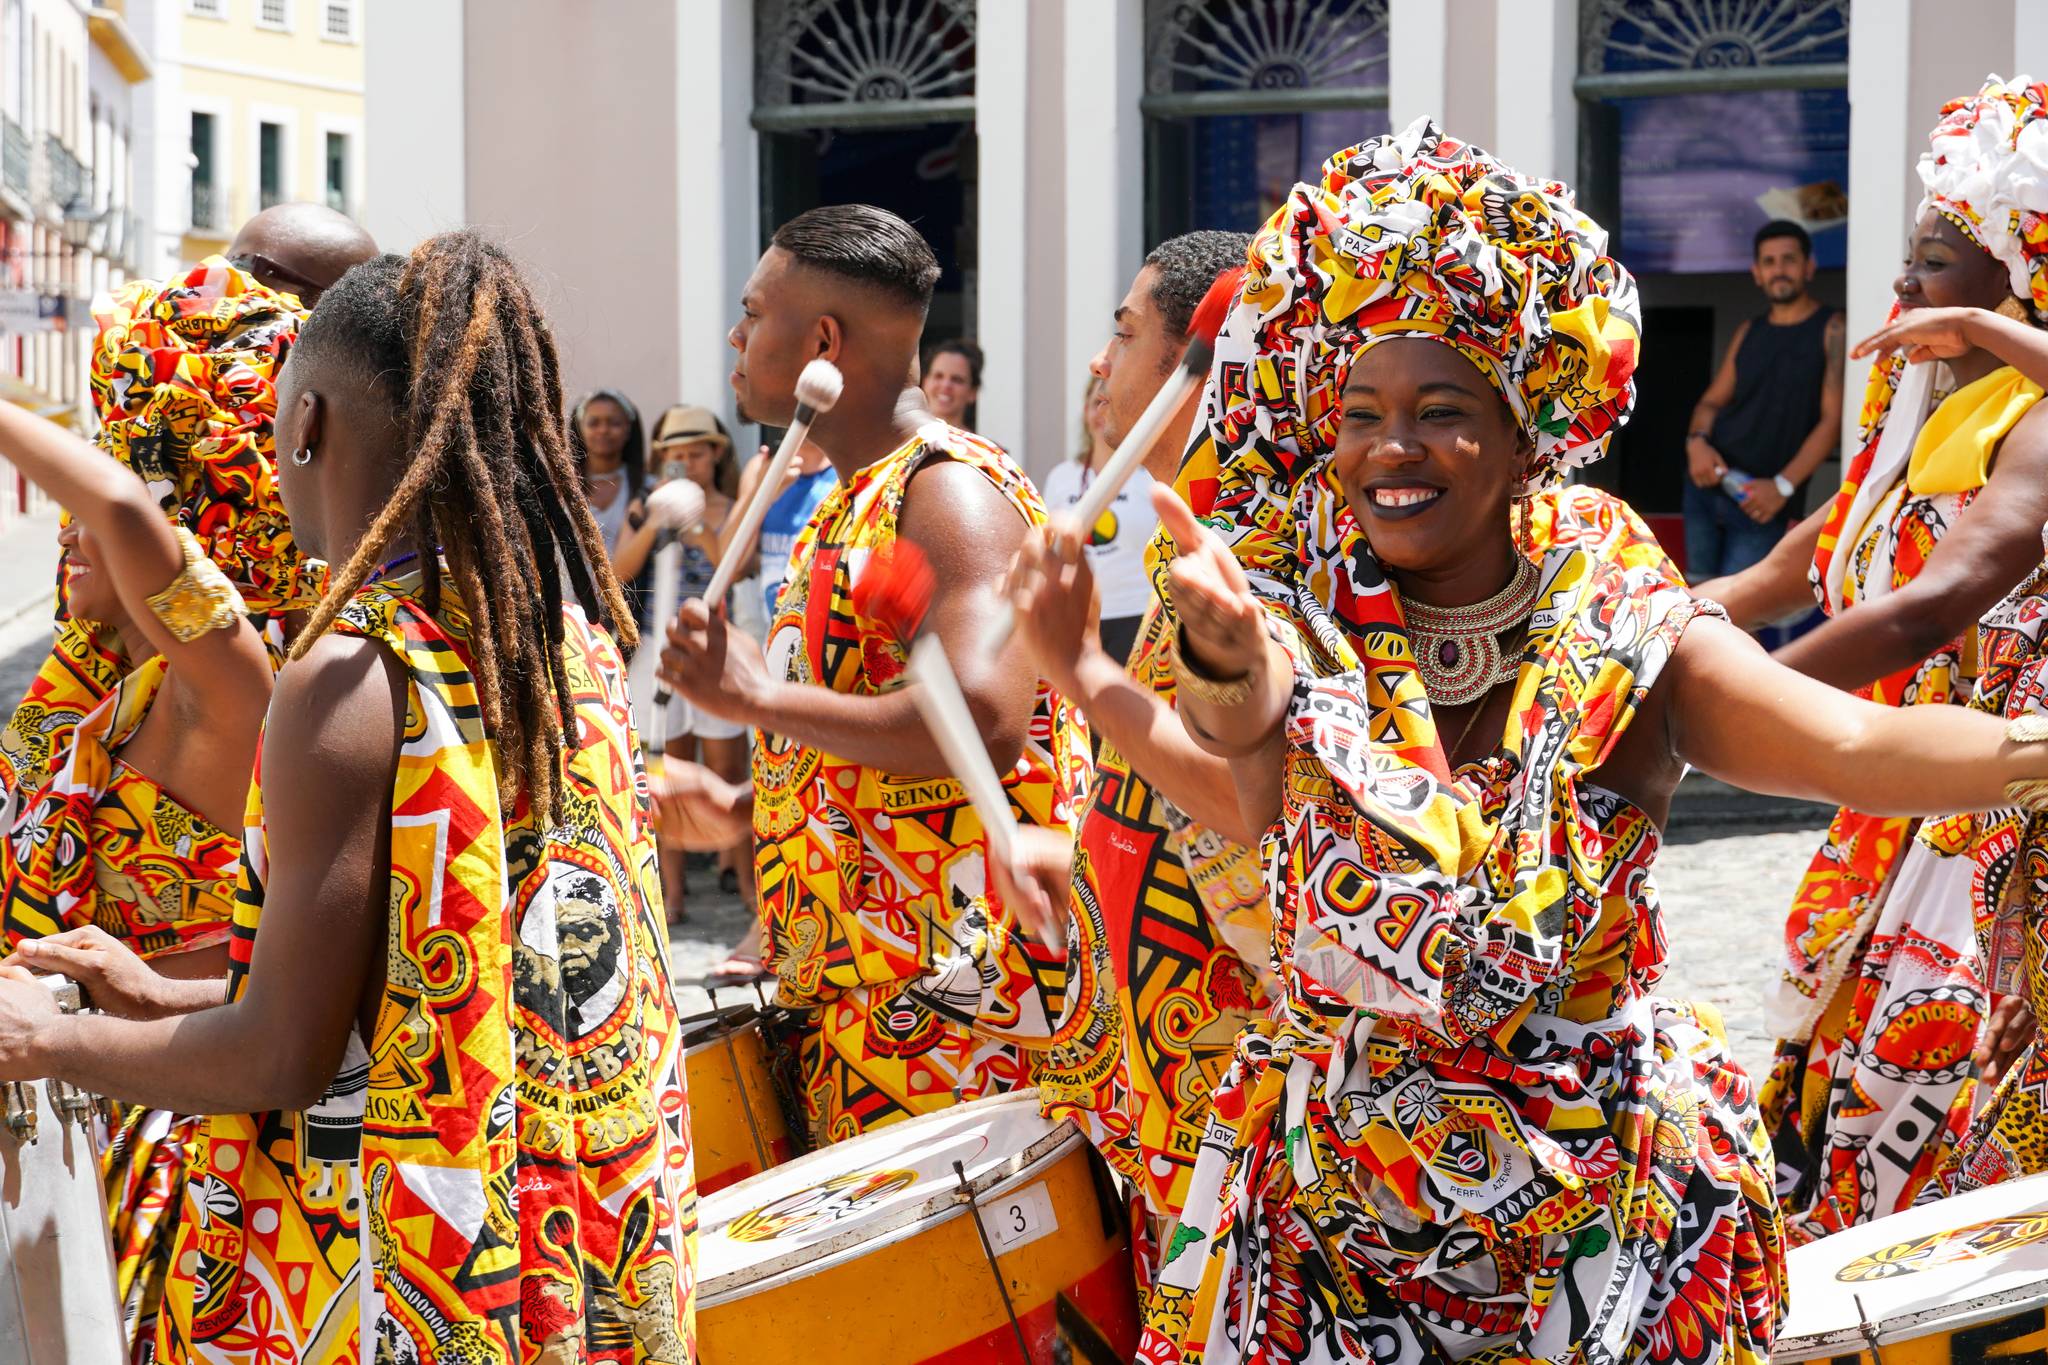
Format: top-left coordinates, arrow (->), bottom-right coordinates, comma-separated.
1777,1171 -> 2048,1360
696,1091 -> 1078,1305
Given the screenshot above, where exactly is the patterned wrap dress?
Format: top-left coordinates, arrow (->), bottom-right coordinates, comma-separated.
1,655 -> 242,1359
0,258 -> 307,1362
1923,543 -> 2048,1193
155,576 -> 696,1363
1760,359 -> 2042,1240
1139,481 -> 1783,1365
1036,590 -> 1277,1272
752,422 -> 1089,1144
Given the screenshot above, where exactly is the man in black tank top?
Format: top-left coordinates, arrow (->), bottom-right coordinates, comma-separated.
1684,220 -> 1846,579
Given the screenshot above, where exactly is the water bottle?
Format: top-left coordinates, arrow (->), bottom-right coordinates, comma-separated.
1718,468 -> 1755,503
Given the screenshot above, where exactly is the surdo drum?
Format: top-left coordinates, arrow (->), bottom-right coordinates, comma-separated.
1776,1170 -> 2048,1362
680,1004 -> 804,1194
0,975 -> 124,1363
694,1091 -> 1141,1363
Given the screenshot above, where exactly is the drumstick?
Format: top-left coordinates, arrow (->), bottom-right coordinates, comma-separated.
853,543 -> 1019,867
644,479 -> 703,721
980,266 -> 1244,659
703,359 -> 842,609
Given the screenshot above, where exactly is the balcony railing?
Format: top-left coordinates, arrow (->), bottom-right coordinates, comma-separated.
1,117 -> 27,201
191,182 -> 223,232
44,135 -> 86,211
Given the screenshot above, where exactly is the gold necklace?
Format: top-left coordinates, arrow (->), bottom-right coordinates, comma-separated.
1403,556 -> 1540,708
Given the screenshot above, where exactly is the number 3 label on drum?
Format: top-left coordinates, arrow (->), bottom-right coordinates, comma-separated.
977,1181 -> 1058,1256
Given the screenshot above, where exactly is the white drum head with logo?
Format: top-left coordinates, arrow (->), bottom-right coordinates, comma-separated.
1777,1171 -> 2048,1360
696,1092 -> 1076,1306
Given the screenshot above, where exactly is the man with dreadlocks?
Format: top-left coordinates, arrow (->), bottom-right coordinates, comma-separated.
0,231 -> 696,1363
655,203 -> 1088,1144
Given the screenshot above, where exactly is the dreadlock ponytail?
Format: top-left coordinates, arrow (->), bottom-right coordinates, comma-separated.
289,230 -> 634,821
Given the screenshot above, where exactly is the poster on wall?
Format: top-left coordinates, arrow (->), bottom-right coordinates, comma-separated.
1617,87 -> 1849,274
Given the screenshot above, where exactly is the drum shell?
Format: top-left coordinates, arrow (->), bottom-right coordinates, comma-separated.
682,1007 -> 799,1194
0,1078 -> 125,1363
1782,1305 -> 2048,1363
699,1127 -> 1140,1363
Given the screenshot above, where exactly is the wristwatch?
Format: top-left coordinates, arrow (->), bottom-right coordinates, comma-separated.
1772,473 -> 1796,499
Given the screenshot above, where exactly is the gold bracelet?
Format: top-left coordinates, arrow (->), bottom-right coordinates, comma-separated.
2005,713 -> 2048,809
146,526 -> 245,643
1169,625 -> 1256,707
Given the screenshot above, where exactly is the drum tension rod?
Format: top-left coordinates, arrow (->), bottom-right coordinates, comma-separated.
1852,1293 -> 1887,1364
953,1159 -> 1035,1365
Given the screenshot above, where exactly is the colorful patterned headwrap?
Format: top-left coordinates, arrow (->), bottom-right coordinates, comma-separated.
1178,116 -> 1640,523
88,257 -> 313,615
1920,74 -> 2048,318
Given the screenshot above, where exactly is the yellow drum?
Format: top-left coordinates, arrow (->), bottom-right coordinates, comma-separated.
681,1005 -> 801,1195
696,1091 -> 1140,1363
1776,1170 -> 2048,1361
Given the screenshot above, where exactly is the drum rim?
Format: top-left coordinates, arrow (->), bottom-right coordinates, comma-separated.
697,1092 -> 1083,1305
679,1004 -> 762,1054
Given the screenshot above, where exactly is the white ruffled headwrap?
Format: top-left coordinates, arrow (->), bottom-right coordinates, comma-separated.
1919,74 -> 2048,315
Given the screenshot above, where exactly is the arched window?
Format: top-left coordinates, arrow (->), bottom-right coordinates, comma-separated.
1142,0 -> 1389,242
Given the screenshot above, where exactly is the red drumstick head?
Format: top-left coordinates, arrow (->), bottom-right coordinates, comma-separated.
1184,266 -> 1246,357
853,540 -> 937,641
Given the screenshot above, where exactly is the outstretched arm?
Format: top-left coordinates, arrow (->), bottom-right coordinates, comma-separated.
0,633 -> 400,1111
1669,612 -> 2048,814
1692,504 -> 1828,627
1004,522 -> 1255,845
660,457 -> 1041,777
0,401 -> 273,718
1685,322 -> 1747,489
1770,401 -> 2048,690
1152,486 -> 1291,838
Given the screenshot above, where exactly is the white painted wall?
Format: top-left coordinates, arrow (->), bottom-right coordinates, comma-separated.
1490,0 -> 1576,181
1060,0 -> 1142,444
361,0 -> 464,252
459,0 -> 683,419
976,0 -> 1066,480
673,0 -> 757,436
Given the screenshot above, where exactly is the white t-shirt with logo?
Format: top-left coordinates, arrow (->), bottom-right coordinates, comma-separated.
1039,459 -> 1161,624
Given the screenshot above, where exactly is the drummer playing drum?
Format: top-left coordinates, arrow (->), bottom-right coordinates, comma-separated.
652,203 -> 1089,1145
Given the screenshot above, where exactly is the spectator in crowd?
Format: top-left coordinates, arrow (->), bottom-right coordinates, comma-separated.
614,405 -> 749,923
920,337 -> 982,431
570,388 -> 651,618
1683,220 -> 1845,579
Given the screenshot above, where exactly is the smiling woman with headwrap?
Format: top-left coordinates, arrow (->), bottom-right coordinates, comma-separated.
1133,119 -> 2048,1365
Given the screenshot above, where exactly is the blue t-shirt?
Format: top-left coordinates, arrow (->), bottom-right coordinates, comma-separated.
760,464 -> 838,621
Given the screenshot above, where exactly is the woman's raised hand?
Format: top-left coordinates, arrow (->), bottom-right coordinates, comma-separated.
1154,484 -> 1265,680
1850,306 -> 1984,365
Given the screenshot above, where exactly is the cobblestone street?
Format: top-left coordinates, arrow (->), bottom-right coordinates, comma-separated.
0,605 -> 1826,1084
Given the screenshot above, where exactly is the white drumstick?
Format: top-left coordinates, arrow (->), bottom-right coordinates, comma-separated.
981,267 -> 1241,659
645,479 -> 704,722
905,635 -> 1019,868
704,359 -> 842,609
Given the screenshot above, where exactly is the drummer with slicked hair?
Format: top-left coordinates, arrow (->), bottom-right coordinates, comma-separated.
653,202 -> 1088,1143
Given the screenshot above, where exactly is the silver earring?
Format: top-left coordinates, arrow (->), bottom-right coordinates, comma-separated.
291,445 -> 313,467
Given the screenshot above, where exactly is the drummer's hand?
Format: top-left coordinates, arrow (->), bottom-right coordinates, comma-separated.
659,598 -> 770,725
0,967 -> 60,1079
1978,995 -> 2038,1086
1003,520 -> 1104,699
2,927 -> 174,1021
649,759 -> 753,850
989,826 -> 1074,953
